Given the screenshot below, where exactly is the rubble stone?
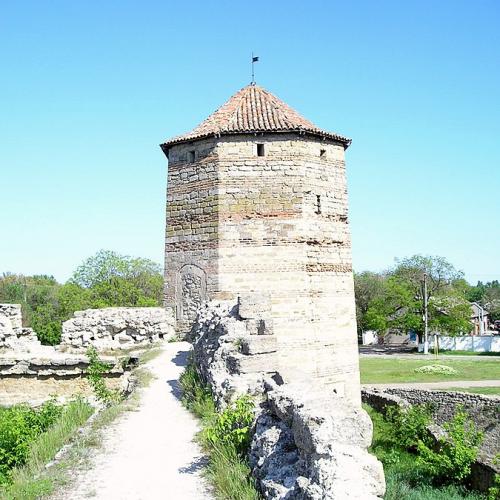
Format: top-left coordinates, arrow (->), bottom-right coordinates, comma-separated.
61,307 -> 175,350
189,298 -> 385,498
0,304 -> 41,351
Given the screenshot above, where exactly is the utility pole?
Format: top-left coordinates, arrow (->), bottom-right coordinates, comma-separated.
423,272 -> 429,354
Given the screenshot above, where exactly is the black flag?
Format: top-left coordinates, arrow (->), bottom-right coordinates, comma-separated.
252,56 -> 259,62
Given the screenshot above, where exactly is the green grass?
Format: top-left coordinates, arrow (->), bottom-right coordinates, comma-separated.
446,387 -> 500,396
360,357 -> 500,384
437,351 -> 500,357
365,405 -> 485,499
179,363 -> 261,500
0,347 -> 161,500
0,398 -> 94,500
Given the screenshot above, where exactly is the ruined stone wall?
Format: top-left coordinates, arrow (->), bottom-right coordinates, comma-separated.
0,304 -> 40,350
381,388 -> 500,466
61,307 -> 174,350
165,134 -> 361,405
189,300 -> 385,499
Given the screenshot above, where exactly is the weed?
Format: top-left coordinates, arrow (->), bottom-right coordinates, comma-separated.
203,396 -> 254,457
365,405 -> 484,499
86,346 -> 122,405
179,362 -> 261,499
0,398 -> 93,500
385,403 -> 433,450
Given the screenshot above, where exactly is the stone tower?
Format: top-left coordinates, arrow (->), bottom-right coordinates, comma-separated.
161,84 -> 361,403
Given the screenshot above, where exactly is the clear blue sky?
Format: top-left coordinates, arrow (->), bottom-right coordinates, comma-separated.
1,0 -> 499,284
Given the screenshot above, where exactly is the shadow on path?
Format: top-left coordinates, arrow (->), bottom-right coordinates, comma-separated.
167,379 -> 183,401
171,349 -> 190,367
179,456 -> 209,475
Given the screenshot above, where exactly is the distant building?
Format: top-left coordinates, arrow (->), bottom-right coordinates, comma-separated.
470,302 -> 489,335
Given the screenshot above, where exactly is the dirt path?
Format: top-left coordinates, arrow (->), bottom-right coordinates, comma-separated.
363,379 -> 500,390
56,342 -> 211,500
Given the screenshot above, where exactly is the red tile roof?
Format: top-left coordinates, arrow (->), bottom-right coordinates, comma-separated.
161,84 -> 351,150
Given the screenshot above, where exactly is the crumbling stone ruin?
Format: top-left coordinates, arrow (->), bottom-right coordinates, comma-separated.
61,307 -> 175,350
161,84 -> 386,498
0,304 -> 40,351
191,299 -> 385,498
0,304 -> 173,406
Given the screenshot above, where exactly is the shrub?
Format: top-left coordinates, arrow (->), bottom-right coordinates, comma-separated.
417,409 -> 483,483
0,401 -> 62,484
203,396 -> 254,457
385,403 -> 433,450
86,346 -> 122,405
414,365 -> 458,375
365,404 -> 484,500
179,363 -> 216,421
179,363 -> 260,499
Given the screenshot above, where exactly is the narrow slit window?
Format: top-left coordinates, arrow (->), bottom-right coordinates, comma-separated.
315,195 -> 322,214
257,143 -> 265,156
320,148 -> 326,158
188,150 -> 196,163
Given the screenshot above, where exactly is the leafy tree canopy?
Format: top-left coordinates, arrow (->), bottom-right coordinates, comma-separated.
356,255 -> 472,338
0,250 -> 163,345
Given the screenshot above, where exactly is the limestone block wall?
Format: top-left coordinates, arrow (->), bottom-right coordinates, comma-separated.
61,307 -> 174,350
164,139 -> 220,333
189,298 -> 278,407
0,350 -> 131,407
251,383 -> 385,499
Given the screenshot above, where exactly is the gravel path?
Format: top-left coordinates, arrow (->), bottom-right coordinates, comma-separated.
56,342 -> 211,500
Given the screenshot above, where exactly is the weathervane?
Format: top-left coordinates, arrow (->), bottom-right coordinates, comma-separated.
251,53 -> 259,85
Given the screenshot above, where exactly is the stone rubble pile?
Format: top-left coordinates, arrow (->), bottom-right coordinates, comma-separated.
62,307 -> 175,350
251,382 -> 385,499
188,298 -> 385,499
189,297 -> 278,407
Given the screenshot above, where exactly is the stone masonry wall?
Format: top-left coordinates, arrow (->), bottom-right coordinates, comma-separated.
62,307 -> 174,350
164,138 -> 219,333
189,297 -> 278,407
166,133 -> 361,406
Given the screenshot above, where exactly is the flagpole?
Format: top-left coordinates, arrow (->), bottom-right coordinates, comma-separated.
251,52 -> 255,85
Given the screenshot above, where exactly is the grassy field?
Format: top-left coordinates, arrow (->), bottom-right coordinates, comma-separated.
446,387 -> 500,396
432,350 -> 500,357
360,357 -> 500,384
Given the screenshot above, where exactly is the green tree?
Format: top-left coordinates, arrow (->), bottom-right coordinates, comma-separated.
364,255 -> 471,341
71,250 -> 163,306
0,251 -> 163,345
354,271 -> 387,334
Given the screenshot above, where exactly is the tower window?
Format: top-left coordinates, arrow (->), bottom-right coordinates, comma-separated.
188,150 -> 196,163
320,149 -> 326,158
257,143 -> 265,157
315,195 -> 322,214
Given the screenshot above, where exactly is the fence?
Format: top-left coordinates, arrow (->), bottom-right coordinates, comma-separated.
430,335 -> 500,352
